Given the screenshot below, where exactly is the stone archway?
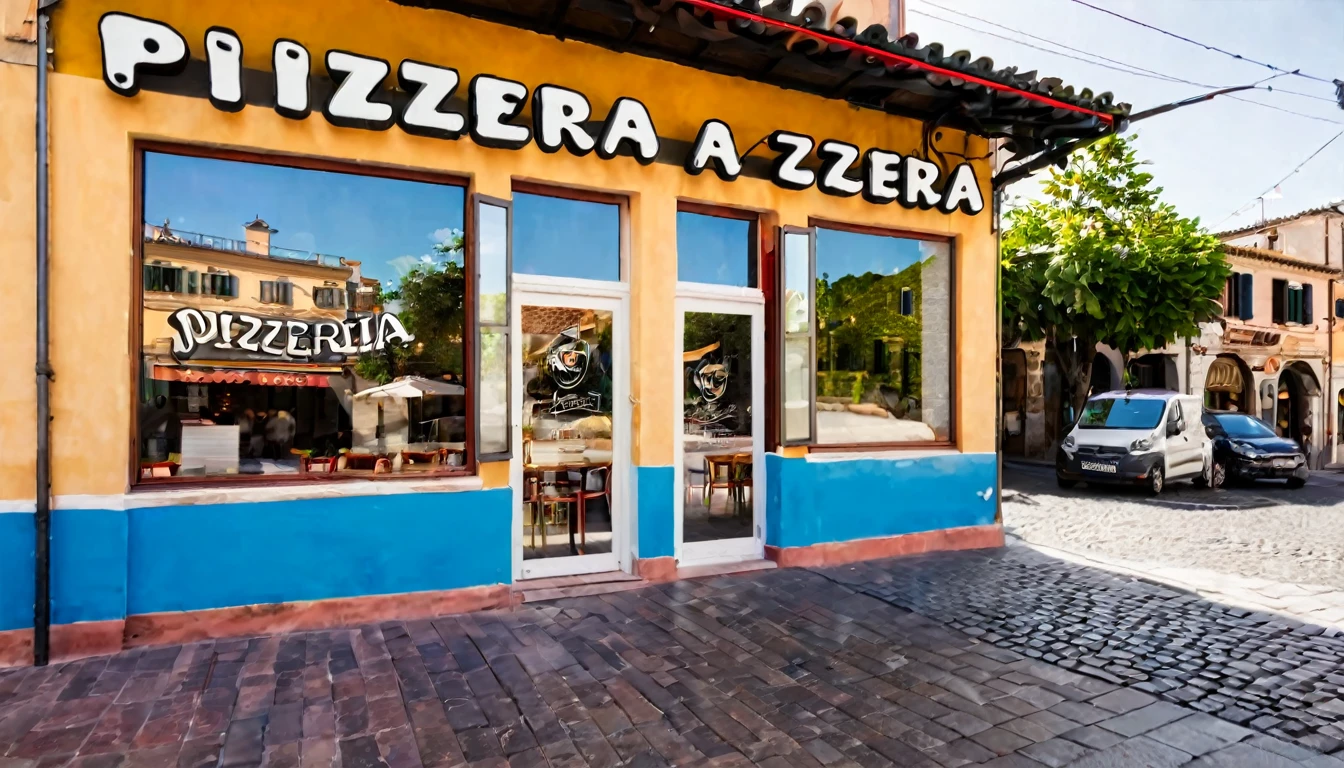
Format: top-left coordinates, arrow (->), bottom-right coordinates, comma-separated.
1203,354 -> 1254,414
1276,361 -> 1321,463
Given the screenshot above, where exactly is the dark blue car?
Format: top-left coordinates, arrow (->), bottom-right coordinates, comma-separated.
1201,412 -> 1308,489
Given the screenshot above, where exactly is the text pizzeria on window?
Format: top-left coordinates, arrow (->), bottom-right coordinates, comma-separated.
0,0 -> 1125,663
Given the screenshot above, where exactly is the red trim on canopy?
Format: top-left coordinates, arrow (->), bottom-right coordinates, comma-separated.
677,0 -> 1116,126
152,366 -> 331,388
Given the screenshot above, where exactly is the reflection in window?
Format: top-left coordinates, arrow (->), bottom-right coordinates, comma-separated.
781,231 -> 812,444
676,211 -> 755,287
137,151 -> 469,481
513,192 -> 620,282
814,228 -> 951,444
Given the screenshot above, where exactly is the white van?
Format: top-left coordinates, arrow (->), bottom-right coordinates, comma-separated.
1055,390 -> 1213,495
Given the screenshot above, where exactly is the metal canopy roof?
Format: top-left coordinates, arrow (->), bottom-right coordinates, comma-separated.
393,0 -> 1130,160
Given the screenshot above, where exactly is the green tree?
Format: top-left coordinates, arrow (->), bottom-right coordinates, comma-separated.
355,231 -> 466,384
1001,135 -> 1228,417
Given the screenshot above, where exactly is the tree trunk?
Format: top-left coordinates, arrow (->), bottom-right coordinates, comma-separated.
1052,333 -> 1095,428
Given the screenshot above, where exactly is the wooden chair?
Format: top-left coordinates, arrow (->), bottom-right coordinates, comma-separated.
684,461 -> 707,506
574,466 -> 610,555
539,471 -> 579,553
732,454 -> 753,515
704,455 -> 736,514
523,473 -> 546,549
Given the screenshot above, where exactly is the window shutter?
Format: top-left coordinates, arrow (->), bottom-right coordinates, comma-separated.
1272,279 -> 1286,324
187,270 -> 198,294
231,275 -> 240,298
1303,284 -> 1314,324
1238,273 -> 1253,320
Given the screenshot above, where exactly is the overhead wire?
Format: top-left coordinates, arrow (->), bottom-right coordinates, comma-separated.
1217,129 -> 1344,226
907,4 -> 1344,126
1066,0 -> 1338,86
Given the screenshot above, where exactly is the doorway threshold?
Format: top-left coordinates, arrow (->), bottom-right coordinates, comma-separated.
513,571 -> 646,603
677,559 -> 776,580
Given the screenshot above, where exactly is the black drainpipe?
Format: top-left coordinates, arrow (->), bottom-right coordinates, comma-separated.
34,1 -> 56,667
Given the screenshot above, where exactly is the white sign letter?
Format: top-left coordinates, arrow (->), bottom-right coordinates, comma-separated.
469,74 -> 531,150
685,120 -> 741,182
397,60 -> 465,140
98,13 -> 189,97
940,163 -> 985,215
597,97 -> 659,165
324,51 -> 394,130
205,27 -> 243,111
533,84 -> 596,156
767,130 -> 815,191
273,39 -> 312,119
862,149 -> 902,204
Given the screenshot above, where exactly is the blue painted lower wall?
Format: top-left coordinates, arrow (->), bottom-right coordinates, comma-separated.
765,453 -> 997,549
0,513 -> 35,632
127,489 -> 512,615
52,509 -> 127,625
635,466 -> 675,559
2,456 -> 994,632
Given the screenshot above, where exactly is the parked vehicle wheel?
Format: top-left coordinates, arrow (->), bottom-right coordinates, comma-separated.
1209,460 -> 1226,489
1287,477 -> 1306,490
1195,460 -> 1225,489
1147,465 -> 1164,495
1056,474 -> 1077,489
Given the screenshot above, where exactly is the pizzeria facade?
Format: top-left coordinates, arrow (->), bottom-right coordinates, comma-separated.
0,0 -> 1124,664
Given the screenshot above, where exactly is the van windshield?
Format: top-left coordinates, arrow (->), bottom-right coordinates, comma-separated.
1078,398 -> 1166,430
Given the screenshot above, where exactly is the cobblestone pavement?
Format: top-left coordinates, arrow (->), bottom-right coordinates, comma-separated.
1002,464 -> 1344,592
3,566 -> 1338,767
829,547 -> 1344,758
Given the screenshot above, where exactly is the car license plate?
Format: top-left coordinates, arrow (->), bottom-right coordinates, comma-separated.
1080,460 -> 1117,474
1273,458 -> 1293,468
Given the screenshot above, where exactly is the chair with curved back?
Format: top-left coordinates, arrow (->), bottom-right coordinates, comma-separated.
573,465 -> 610,555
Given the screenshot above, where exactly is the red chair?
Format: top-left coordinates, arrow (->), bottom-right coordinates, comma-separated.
302,456 -> 338,474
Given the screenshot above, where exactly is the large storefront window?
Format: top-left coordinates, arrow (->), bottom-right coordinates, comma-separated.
137,149 -> 470,481
812,227 -> 953,445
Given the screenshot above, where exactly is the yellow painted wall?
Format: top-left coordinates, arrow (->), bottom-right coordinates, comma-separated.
0,61 -> 37,502
0,0 -> 994,500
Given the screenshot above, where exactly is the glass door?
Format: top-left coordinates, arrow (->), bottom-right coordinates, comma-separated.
513,291 -> 627,579
676,297 -> 764,566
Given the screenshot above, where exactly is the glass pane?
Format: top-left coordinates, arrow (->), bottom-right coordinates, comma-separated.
139,152 -> 468,480
478,203 -> 509,326
521,306 -> 615,559
676,211 -> 754,287
513,193 -> 620,282
814,228 -> 952,444
479,329 -> 509,457
782,231 -> 812,443
682,312 -> 753,542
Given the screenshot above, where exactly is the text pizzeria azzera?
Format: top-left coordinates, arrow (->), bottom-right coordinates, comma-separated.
99,12 -> 984,214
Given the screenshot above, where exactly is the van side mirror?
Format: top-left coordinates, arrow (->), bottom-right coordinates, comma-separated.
1167,419 -> 1183,437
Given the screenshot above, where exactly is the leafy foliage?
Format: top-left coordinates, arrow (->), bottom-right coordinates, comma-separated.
1001,135 -> 1228,409
355,231 -> 466,384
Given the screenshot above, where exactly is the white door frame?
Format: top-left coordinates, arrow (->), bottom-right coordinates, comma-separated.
673,287 -> 765,566
512,277 -> 632,581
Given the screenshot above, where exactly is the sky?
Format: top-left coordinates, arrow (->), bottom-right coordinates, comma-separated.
903,0 -> 1344,232
143,152 -> 466,288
